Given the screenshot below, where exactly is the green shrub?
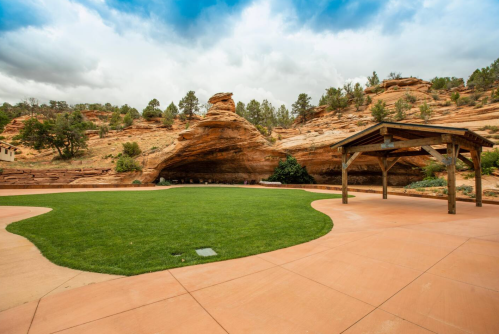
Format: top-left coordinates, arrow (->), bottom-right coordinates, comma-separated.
10,140 -> 20,146
157,180 -> 171,186
256,124 -> 269,136
394,98 -> 410,121
479,125 -> 498,133
470,91 -> 483,101
122,142 -> 141,157
481,148 -> 499,175
109,111 -> 121,127
115,156 -> 142,173
404,92 -> 417,103
0,136 -> 5,140
99,125 -> 109,138
267,155 -> 315,184
132,180 -> 142,185
463,172 -> 475,179
457,184 -> 473,194
491,88 -> 499,103
370,99 -> 388,122
366,95 -> 372,105
431,77 -> 463,90
123,112 -> 134,127
405,177 -> 447,189
456,96 -> 471,106
431,93 -> 440,101
419,101 -> 433,123
451,91 -> 460,103
444,100 -> 451,106
0,168 -> 3,174
422,160 -> 445,178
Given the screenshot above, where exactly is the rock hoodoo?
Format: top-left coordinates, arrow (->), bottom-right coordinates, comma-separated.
208,92 -> 236,113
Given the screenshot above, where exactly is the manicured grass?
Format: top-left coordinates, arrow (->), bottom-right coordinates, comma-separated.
3,188 -> 340,275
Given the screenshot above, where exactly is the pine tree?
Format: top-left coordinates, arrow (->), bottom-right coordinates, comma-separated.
353,83 -> 365,111
292,93 -> 313,123
164,102 -> 179,118
366,71 -> 380,87
235,101 -> 246,118
246,100 -> 262,125
325,87 -> 348,115
276,105 -> 293,128
179,91 -> 199,119
261,99 -> 277,130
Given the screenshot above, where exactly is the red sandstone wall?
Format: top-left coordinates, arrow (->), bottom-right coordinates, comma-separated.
0,168 -> 111,185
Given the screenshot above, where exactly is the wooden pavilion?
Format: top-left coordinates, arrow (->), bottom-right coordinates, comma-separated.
330,122 -> 494,214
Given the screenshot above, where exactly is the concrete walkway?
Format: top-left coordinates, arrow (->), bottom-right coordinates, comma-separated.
1,189 -> 499,333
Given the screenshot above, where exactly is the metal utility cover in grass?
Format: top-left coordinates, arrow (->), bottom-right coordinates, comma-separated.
196,248 -> 217,257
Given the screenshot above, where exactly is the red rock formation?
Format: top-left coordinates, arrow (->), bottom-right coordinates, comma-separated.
136,94 -> 285,183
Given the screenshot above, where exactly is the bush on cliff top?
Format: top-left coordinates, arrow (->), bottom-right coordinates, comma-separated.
267,155 -> 316,184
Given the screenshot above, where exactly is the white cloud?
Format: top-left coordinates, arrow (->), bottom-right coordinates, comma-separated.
0,0 -> 498,110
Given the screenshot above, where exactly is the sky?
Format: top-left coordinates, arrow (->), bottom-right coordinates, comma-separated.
0,0 -> 498,110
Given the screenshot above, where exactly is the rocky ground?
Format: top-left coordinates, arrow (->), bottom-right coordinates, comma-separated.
1,79 -> 498,199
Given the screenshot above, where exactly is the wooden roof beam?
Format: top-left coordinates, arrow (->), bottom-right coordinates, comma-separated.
345,136 -> 444,153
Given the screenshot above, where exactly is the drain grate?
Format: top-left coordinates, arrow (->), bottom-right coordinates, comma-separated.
196,248 -> 217,257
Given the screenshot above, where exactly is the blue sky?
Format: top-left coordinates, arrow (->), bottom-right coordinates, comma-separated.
0,0 -> 498,108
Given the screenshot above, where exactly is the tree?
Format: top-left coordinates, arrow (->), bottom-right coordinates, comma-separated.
0,109 -> 10,133
276,105 -> 293,128
163,103 -> 178,128
366,71 -> 380,87
451,91 -> 460,104
142,99 -> 162,120
318,94 -> 328,106
261,99 -> 276,130
419,101 -> 433,124
371,99 -> 388,122
246,99 -> 262,125
325,87 -> 348,115
353,83 -> 365,111
343,82 -> 354,99
17,111 -> 88,159
388,72 -> 402,80
164,102 -> 179,119
267,155 -> 315,184
467,67 -> 494,90
394,98 -> 411,121
120,104 -> 131,115
235,102 -> 246,118
128,107 -> 140,119
491,58 -> 499,81
292,93 -> 313,123
431,77 -> 463,90
179,91 -> 199,119
200,103 -> 213,116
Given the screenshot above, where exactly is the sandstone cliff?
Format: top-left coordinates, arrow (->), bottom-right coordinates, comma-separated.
1,80 -> 498,187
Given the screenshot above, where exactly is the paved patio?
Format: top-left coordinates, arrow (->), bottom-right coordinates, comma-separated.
1,188 -> 499,334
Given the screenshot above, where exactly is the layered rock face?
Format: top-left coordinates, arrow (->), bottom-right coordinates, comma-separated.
2,79 -> 498,187
138,93 -> 286,183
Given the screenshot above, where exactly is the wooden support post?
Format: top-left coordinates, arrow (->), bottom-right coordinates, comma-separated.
447,143 -> 456,214
342,151 -> 348,204
382,156 -> 388,199
471,148 -> 482,207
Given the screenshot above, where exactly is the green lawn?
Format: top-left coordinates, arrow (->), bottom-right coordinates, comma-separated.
2,188 -> 340,275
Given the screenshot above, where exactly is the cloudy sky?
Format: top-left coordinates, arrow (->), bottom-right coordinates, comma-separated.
1,0 -> 498,110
